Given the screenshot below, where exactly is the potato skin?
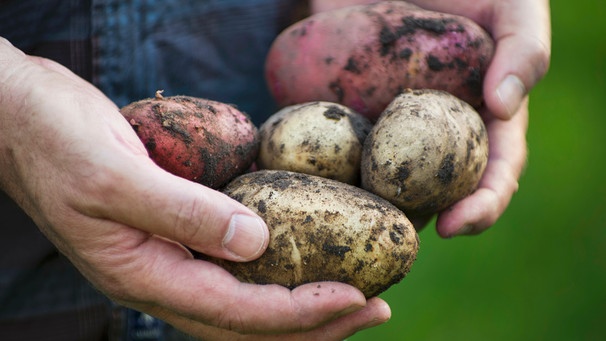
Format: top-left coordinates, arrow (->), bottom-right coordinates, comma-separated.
257,101 -> 372,185
206,170 -> 419,298
361,89 -> 488,217
120,92 -> 258,188
265,1 -> 494,121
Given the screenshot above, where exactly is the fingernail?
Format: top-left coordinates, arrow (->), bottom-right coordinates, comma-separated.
223,214 -> 268,261
454,224 -> 475,237
359,316 -> 390,330
496,75 -> 526,118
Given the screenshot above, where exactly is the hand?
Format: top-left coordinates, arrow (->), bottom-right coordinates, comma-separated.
0,37 -> 389,340
311,0 -> 551,236
311,0 -> 551,117
404,0 -> 551,119
403,0 -> 551,236
435,100 -> 528,237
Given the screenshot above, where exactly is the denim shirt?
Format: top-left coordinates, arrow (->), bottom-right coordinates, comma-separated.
91,0 -> 300,124
0,0 -> 300,339
1,0 -> 299,123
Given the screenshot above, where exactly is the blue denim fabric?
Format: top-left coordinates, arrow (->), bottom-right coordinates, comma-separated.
1,0 -> 297,123
92,0 -> 296,125
0,0 -> 299,339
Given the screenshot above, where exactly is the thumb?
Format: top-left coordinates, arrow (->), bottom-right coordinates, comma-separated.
482,0 -> 551,119
85,158 -> 269,262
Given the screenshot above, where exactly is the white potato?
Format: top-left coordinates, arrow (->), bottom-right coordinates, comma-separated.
361,89 -> 489,217
257,102 -> 372,184
205,170 -> 419,298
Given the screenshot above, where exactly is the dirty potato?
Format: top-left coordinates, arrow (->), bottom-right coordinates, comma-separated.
257,102 -> 372,185
120,91 -> 258,188
265,1 -> 494,121
361,89 -> 488,217
205,170 -> 419,298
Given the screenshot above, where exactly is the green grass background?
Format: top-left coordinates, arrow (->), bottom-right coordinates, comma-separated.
351,2 -> 606,340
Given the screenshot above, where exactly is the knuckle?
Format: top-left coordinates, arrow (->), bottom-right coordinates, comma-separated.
173,198 -> 204,242
72,162 -> 125,212
92,253 -> 156,305
211,295 -> 251,334
528,36 -> 552,79
288,294 -> 307,332
171,195 -> 214,247
93,263 -> 149,305
216,310 -> 246,334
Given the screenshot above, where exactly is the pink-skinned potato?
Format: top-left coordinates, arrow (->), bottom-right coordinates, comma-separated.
120,91 -> 259,188
265,1 -> 495,121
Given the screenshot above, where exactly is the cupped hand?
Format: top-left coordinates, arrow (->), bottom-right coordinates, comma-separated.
403,0 -> 551,236
0,38 -> 389,340
312,0 -> 551,236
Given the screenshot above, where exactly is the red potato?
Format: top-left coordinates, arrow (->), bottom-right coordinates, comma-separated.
120,91 -> 259,189
265,1 -> 495,121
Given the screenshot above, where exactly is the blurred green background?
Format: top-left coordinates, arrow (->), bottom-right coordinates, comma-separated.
352,1 -> 606,340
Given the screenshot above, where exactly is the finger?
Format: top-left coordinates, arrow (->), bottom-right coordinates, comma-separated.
72,152 -> 269,261
436,98 -> 529,237
406,0 -> 551,119
2,57 -> 267,263
27,84 -> 268,263
65,215 -> 368,336
162,297 -> 390,340
481,0 -> 551,119
50,188 -> 368,336
98,234 -> 369,335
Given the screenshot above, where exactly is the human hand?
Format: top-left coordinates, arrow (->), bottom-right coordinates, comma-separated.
402,0 -> 551,236
401,0 -> 551,120
435,100 -> 529,237
310,0 -> 551,236
0,38 -> 389,340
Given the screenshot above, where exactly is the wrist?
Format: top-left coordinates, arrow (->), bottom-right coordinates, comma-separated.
0,38 -> 35,196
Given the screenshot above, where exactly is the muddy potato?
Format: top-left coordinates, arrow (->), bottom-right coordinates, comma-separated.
206,170 -> 419,298
265,1 -> 495,121
257,101 -> 372,185
361,89 -> 488,217
120,91 -> 258,188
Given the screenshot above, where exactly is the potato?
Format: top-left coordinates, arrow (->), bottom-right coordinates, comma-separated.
361,89 -> 488,217
204,170 -> 419,298
265,1 -> 494,121
120,91 -> 258,188
257,101 -> 372,185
